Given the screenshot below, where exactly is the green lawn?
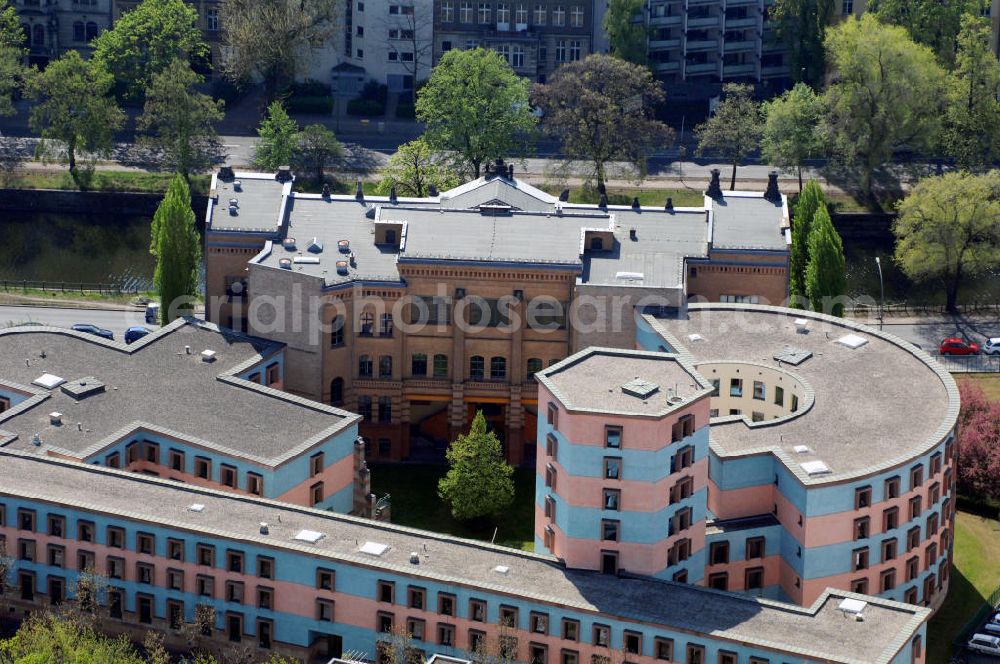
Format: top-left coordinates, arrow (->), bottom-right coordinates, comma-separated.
960,374 -> 1000,402
927,511 -> 1000,663
368,463 -> 536,551
6,170 -> 211,196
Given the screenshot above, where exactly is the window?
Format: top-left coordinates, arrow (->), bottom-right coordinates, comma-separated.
460,1 -> 473,22
359,355 -> 373,377
853,547 -> 869,570
592,624 -> 610,647
570,4 -> 583,26
378,396 -> 392,423
257,556 -> 274,579
907,526 -> 921,551
552,4 -> 565,24
358,396 -> 372,421
378,580 -> 395,603
623,631 -> 641,655
195,457 -> 211,480
708,572 -> 728,590
604,457 -> 621,480
709,541 -> 729,565
497,1 -> 510,22
545,464 -> 557,489
438,593 -> 455,616
126,442 -> 140,463
220,464 -> 237,488
438,623 -> 456,646
106,452 -> 121,468
533,3 -> 546,23
605,426 -> 622,448
555,40 -> 567,62
197,544 -> 215,567
674,445 -> 694,471
925,541 -> 938,569
316,598 -> 335,621
880,568 -> 896,591
654,637 -> 674,660
247,473 -> 263,496
882,538 -> 897,561
106,556 -> 124,579
18,509 -> 35,531
478,2 -> 491,23
490,356 -> 507,380
752,380 -> 765,400
310,482 -> 325,506
854,517 -> 870,540
530,611 -> 548,634
433,354 -> 449,377
855,486 -> 872,509
136,532 -> 154,555
910,464 -> 924,489
687,644 -> 706,664
411,353 -> 428,376
470,355 -> 485,380
168,568 -> 184,591
842,0 -> 853,14
512,45 -> 525,67
73,21 -> 84,41
745,566 -> 764,590
441,0 -> 454,20
773,385 -> 784,406
906,555 -> 919,581
225,580 -> 244,603
144,441 -> 159,464
851,578 -> 868,594
47,544 -> 64,567
168,538 -> 184,562
408,586 -> 426,609
729,378 -> 743,397
601,519 -> 619,541
380,313 -> 393,337
330,316 -> 344,346
107,526 -> 125,549
603,488 -> 620,511
746,536 -> 765,559
885,476 -> 901,499
908,495 -> 922,520
719,652 -> 738,664
379,355 -> 393,378
544,495 -> 556,520
77,550 -> 95,572
170,450 -> 185,472
206,7 -> 219,30
469,598 -> 487,622
883,506 -> 899,531
500,605 -> 518,627
360,311 -> 375,336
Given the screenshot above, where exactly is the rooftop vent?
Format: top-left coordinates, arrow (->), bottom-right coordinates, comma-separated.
294,529 -> 326,544
773,345 -> 813,366
793,445 -> 810,454
259,522 -> 269,535
493,565 -> 510,575
794,318 -> 809,333
283,238 -> 297,250
276,166 -> 293,182
279,258 -> 292,270
800,460 -> 831,476
838,598 -> 868,618
201,349 -> 217,362
49,412 -> 62,426
233,180 -> 242,192
60,377 -> 106,400
687,333 -> 703,342
837,334 -> 868,349
188,503 -> 205,512
293,256 -> 321,265
360,541 -> 389,556
338,239 -> 351,253
33,373 -> 66,390
615,271 -> 644,283
307,237 -> 324,253
621,378 -> 659,399
336,260 -> 349,275
31,433 -> 41,446
409,552 -> 420,564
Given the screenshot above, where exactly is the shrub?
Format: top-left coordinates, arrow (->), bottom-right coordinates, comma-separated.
288,96 -> 334,114
360,80 -> 388,103
290,78 -> 332,97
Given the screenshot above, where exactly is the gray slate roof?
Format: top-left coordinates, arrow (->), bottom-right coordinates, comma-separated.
0,450 -> 928,664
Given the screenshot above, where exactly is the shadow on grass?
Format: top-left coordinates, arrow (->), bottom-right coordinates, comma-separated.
368,463 -> 536,551
928,566 -> 988,664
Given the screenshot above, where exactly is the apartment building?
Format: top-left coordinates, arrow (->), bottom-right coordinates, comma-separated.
203,165 -> 790,465
12,0 -> 112,66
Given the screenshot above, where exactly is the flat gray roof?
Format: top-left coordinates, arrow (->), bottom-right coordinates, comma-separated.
539,348 -> 710,416
711,195 -> 788,251
0,450 -> 927,664
0,320 -> 356,465
210,174 -> 289,233
648,305 -> 958,483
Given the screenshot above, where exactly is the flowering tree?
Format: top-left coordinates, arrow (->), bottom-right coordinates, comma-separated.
956,381 -> 1000,502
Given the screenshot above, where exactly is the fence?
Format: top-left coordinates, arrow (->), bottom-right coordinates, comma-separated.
0,280 -> 141,296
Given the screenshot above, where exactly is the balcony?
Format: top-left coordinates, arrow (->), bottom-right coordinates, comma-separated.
650,38 -> 682,49
723,39 -> 756,53
686,61 -> 719,76
722,62 -> 757,77
464,380 -> 511,393
649,14 -> 683,26
761,64 -> 790,77
653,60 -> 682,73
724,16 -> 758,29
726,0 -> 761,5
685,38 -> 719,51
687,15 -> 720,28
687,0 -> 721,5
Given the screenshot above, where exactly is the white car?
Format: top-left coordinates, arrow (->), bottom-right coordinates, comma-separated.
968,633 -> 1000,656
985,621 -> 1000,636
985,338 -> 1000,355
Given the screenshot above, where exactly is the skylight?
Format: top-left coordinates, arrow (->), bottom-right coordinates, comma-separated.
360,541 -> 389,556
800,460 -> 831,476
837,334 -> 868,349
32,373 -> 65,389
621,378 -> 659,399
294,529 -> 326,544
188,503 -> 205,513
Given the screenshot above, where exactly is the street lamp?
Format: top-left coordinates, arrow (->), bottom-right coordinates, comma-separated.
874,256 -> 885,330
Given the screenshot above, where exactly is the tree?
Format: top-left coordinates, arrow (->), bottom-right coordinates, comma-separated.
694,83 -> 763,190
0,0 -> 25,117
416,48 -> 537,178
941,16 -> 1000,173
768,0 -> 834,89
292,124 -> 343,185
254,102 -> 299,171
761,83 -> 824,192
868,0 -> 978,66
438,410 -> 515,521
137,59 -> 225,179
375,137 -> 460,197
0,612 -> 146,663
533,54 -> 673,193
956,380 -> 1000,502
804,204 -> 846,316
894,171 -> 1000,313
823,15 -> 947,202
220,0 -> 339,107
789,180 -> 825,307
603,0 -> 648,66
25,51 -> 125,173
152,175 -> 201,325
90,0 -> 207,102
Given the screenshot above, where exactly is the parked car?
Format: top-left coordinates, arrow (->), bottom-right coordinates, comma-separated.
71,324 -> 114,341
939,337 -> 980,355
984,337 -> 1000,355
983,621 -> 1000,636
968,633 -> 1000,656
124,326 -> 151,344
145,302 -> 160,324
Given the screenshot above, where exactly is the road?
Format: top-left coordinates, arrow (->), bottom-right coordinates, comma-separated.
881,317 -> 1000,352
0,305 -> 156,339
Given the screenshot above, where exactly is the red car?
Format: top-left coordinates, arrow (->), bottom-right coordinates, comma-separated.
939,337 -> 980,355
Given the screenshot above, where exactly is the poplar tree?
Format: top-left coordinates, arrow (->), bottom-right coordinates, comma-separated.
805,206 -> 847,317
151,175 -> 201,325
789,180 -> 825,308
438,411 -> 515,521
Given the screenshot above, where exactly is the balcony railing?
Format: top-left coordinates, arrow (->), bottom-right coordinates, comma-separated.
685,38 -> 719,51
650,38 -> 682,49
723,39 -> 756,53
686,61 -> 719,75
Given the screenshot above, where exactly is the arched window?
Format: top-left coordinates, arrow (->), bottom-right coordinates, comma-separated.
526,358 -> 543,379
33,24 -> 44,46
358,354 -> 373,377
469,355 -> 485,380
379,355 -> 393,378
433,354 -> 448,378
490,356 -> 507,380
330,377 -> 344,405
359,310 -> 374,336
85,21 -> 99,41
73,21 -> 84,42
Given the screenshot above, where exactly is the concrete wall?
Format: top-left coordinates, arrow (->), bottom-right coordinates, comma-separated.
0,188 -> 208,219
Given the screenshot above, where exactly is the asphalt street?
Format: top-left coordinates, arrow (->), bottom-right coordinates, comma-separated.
0,305 -> 156,340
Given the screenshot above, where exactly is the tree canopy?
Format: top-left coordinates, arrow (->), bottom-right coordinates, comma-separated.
26,51 -> 125,172
768,0 -> 834,89
0,612 -> 146,664
894,171 -> 1000,313
90,0 -> 207,102
603,0 -> 649,66
804,204 -> 846,316
761,83 -> 824,192
137,59 -> 225,179
220,0 -> 340,107
292,124 -> 343,185
790,180 -> 825,307
152,175 -> 201,325
695,83 -> 763,190
956,380 -> 1000,502
375,137 -> 460,198
438,410 -> 515,521
868,0 -> 979,66
253,101 -> 299,171
416,48 -> 537,178
941,15 -> 1000,173
533,54 -> 673,192
822,15 -> 947,202
0,0 -> 25,117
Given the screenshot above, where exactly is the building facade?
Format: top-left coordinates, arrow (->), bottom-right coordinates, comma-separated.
13,0 -> 113,66
204,166 -> 790,466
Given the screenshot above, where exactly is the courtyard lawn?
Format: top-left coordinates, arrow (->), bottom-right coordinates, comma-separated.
368,463 -> 536,551
927,511 -> 1000,663
960,373 -> 1000,402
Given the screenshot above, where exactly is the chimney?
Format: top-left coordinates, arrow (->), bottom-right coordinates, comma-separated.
276,166 -> 293,182
629,228 -> 637,240
218,165 -> 235,181
507,164 -> 514,179
706,168 -> 723,199
355,178 -> 364,201
428,184 -> 438,197
599,193 -> 608,209
631,196 -> 640,210
764,170 -> 781,203
389,186 -> 398,204
665,197 -> 674,212
559,188 -> 570,202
